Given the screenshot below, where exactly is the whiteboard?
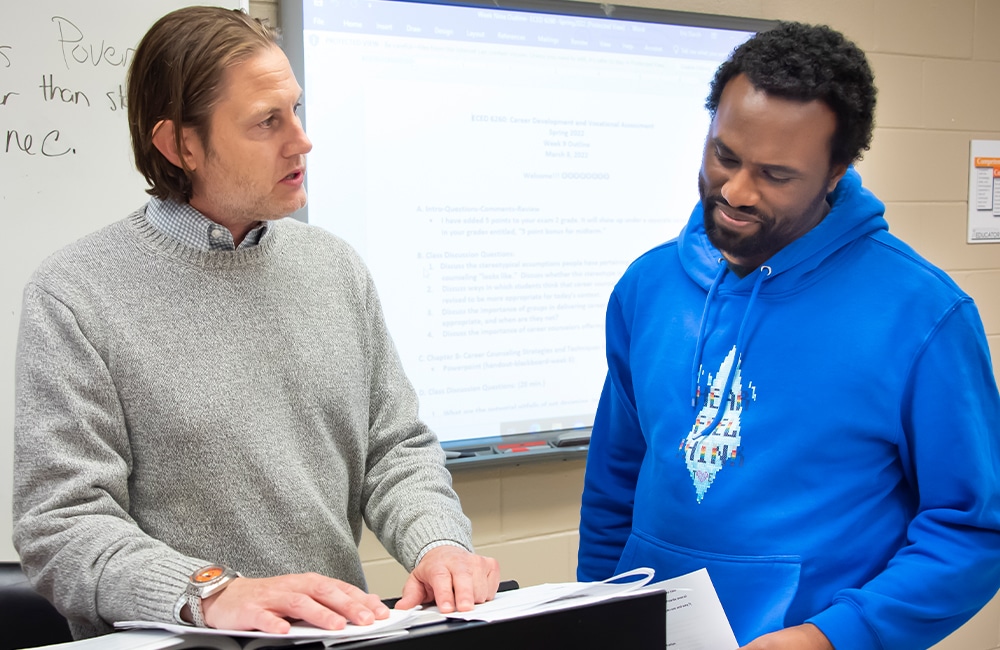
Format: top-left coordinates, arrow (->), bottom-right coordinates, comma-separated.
0,0 -> 245,562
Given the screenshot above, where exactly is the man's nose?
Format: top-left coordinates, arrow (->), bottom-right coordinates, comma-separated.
287,119 -> 313,156
720,168 -> 759,208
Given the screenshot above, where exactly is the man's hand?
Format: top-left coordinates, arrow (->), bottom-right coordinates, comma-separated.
394,545 -> 500,613
199,573 -> 390,634
740,623 -> 834,650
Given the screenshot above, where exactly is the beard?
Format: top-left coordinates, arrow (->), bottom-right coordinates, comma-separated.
698,173 -> 830,265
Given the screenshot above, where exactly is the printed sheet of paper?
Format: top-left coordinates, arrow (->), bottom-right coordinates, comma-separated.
427,567 -> 656,622
648,568 -> 739,650
968,140 -> 1000,243
114,607 -> 436,645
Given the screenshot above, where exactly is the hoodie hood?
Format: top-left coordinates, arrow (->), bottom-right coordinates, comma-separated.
678,167 -> 887,292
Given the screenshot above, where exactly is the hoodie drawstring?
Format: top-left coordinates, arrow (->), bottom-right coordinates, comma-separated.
690,260 -> 728,407
690,264 -> 772,438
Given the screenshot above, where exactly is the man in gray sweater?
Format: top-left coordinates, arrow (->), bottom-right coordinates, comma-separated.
12,6 -> 498,639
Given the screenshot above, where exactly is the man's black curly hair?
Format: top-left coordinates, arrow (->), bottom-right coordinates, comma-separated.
706,22 -> 876,168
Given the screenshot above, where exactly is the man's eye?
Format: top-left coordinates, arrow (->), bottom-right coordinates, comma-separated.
715,151 -> 737,166
260,116 -> 276,128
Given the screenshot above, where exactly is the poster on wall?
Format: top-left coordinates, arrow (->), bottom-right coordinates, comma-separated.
968,140 -> 1000,243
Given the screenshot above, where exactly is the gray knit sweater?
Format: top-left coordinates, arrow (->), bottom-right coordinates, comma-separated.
13,209 -> 472,638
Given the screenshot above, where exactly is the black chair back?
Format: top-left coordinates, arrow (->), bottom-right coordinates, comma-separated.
0,563 -> 73,650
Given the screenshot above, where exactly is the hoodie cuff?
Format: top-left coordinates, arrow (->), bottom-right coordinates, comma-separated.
807,600 -> 881,650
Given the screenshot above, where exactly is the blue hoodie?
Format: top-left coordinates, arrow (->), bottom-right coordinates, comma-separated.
577,169 -> 1000,649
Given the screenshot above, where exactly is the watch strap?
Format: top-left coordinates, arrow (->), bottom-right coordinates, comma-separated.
186,591 -> 208,627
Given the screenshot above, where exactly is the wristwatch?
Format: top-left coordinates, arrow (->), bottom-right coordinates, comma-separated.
182,565 -> 240,627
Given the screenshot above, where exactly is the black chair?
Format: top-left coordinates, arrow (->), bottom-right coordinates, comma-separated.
0,562 -> 73,650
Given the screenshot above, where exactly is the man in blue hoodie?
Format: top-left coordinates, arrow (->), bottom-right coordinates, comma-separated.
577,21 -> 1000,650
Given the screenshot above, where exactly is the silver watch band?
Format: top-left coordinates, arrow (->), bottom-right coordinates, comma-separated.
186,592 -> 207,627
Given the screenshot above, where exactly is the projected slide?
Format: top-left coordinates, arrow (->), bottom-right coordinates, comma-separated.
300,1 -> 752,442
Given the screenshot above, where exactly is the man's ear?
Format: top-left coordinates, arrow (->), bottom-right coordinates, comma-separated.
827,164 -> 848,193
151,120 -> 200,171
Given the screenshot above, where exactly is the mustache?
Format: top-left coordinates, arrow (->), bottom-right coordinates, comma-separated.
704,194 -> 763,220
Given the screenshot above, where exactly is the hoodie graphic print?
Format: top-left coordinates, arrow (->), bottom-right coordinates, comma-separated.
679,346 -> 755,503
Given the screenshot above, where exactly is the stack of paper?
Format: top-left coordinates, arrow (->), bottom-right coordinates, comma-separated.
29,567 -> 738,649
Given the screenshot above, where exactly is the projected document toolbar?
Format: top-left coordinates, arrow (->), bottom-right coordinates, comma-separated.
304,0 -> 748,60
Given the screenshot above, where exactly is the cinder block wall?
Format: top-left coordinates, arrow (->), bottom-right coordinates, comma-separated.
252,1 -> 1000,647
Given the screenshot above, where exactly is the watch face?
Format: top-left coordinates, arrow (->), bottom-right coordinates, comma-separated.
193,567 -> 225,584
